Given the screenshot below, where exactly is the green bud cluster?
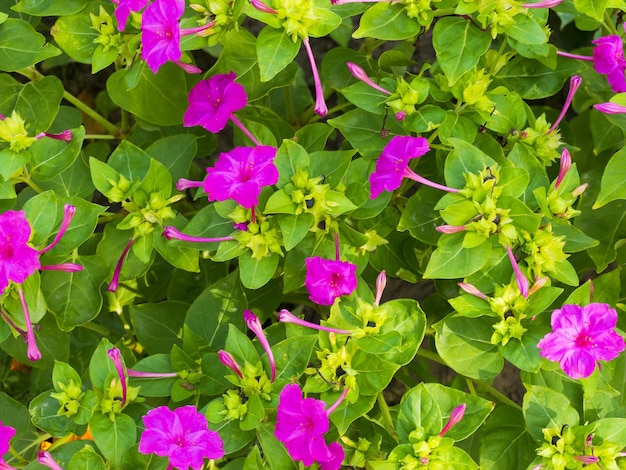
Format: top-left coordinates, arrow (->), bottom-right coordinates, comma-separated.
520,225 -> 568,279
118,191 -> 181,238
221,389 -> 248,421
404,0 -> 439,25
0,111 -> 36,153
50,380 -> 85,418
274,0 -> 321,41
452,69 -> 495,116
514,115 -> 562,166
190,0 -> 235,45
488,282 -> 528,345
386,77 -> 429,118
476,0 -> 526,39
235,218 -> 283,260
91,6 -> 122,53
99,377 -> 140,420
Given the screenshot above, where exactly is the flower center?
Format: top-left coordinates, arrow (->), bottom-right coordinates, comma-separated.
575,334 -> 594,348
330,273 -> 341,288
0,238 -> 14,260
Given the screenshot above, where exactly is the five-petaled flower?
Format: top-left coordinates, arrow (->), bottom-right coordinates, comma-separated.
111,0 -> 150,31
1,421 -> 16,470
369,135 -> 458,199
202,146 -> 279,208
183,72 -> 249,133
275,383 -> 345,470
304,256 -> 357,306
593,30 -> 626,93
537,303 -> 626,379
138,405 -> 224,470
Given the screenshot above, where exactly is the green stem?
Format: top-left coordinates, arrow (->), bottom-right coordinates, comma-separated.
16,176 -> 44,194
85,134 -> 117,140
377,392 -> 397,438
603,11 -> 620,35
82,321 -> 114,337
473,380 -> 522,410
62,91 -> 122,137
416,348 -> 447,366
432,8 -> 456,17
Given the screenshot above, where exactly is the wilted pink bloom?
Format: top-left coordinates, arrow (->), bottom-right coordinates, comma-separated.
107,347 -> 128,406
162,226 -> 234,244
593,102 -> 626,114
275,383 -> 345,470
184,72 -> 248,133
0,211 -> 40,295
439,403 -> 466,436
111,0 -> 150,31
347,62 -> 391,95
436,225 -> 466,234
204,146 -> 279,208
40,205 -> 76,254
537,303 -> 626,379
35,130 -> 73,142
522,0 -> 562,7
138,405 -> 224,469
593,33 -> 626,93
369,136 -> 458,199
244,310 -> 276,382
0,421 -> 16,470
305,257 -> 357,306
37,451 -> 63,470
548,75 -> 582,133
506,245 -> 529,298
108,238 -> 134,292
555,148 -> 571,190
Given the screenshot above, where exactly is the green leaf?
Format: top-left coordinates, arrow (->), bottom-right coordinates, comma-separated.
506,15 -> 549,58
278,213 -> 314,250
0,18 -> 60,71
185,271 -> 247,350
523,385 -> 579,441
309,149 -> 354,189
595,146 -> 626,208
91,412 -> 136,470
13,0 -> 87,15
147,134 -> 197,185
257,26 -> 300,82
273,335 -> 317,381
424,233 -> 492,279
574,0 -> 609,21
325,391 -> 377,435
480,406 -> 537,470
257,422 -> 298,470
352,349 -> 399,395
42,256 -> 108,331
353,2 -> 421,40
398,187 -> 444,245
68,445 -> 107,470
29,392 -> 84,437
225,324 -> 260,365
129,302 -> 187,354
397,383 -> 494,442
51,3 -> 100,63
433,17 -> 491,85
129,355 -> 177,397
444,139 -> 497,188
499,329 -> 544,373
107,140 -> 152,183
433,314 -> 503,380
238,252 -> 279,289
92,44 -> 118,73
274,139 -> 310,188
107,63 -> 190,126
31,127 -> 85,181
0,148 -> 30,181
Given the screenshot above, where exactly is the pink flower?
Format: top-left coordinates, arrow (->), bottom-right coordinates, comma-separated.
278,309 -> 352,335
369,136 -> 458,199
37,451 -> 63,470
111,0 -> 150,31
593,102 -> 626,114
0,211 -> 40,295
244,310 -> 276,381
555,148 -> 571,190
138,405 -> 224,469
305,257 -> 357,306
537,303 -> 626,379
107,347 -> 128,406
218,350 -> 243,378
141,0 -> 184,73
547,75 -> 582,134
592,33 -> 626,93
1,422 -> 16,470
204,146 -> 279,208
275,383 -> 344,470
506,245 -> 529,298
439,403 -> 466,436
184,72 -> 248,133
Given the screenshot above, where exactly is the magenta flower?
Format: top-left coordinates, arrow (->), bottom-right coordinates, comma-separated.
244,310 -> 276,382
141,0 -> 184,73
203,146 -> 279,208
108,238 -> 134,292
275,383 -> 345,470
537,303 -> 626,379
554,148 -> 571,190
593,102 -> 626,114
218,350 -> 243,378
1,422 -> 16,470
305,257 -> 357,306
374,270 -> 387,307
369,135 -> 458,199
0,211 -> 40,295
107,347 -> 128,406
184,72 -> 249,133
111,0 -> 150,31
138,405 -> 224,469
506,245 -> 529,298
37,451 -> 63,470
592,33 -> 626,93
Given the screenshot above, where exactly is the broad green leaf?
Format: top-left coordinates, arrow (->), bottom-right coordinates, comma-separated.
274,139 -> 310,188
574,0 -> 609,21
257,26 -> 300,82
107,140 -> 152,183
0,18 -> 60,71
238,252 -> 279,289
107,63 -> 190,126
147,134 -> 198,186
278,213 -> 314,250
273,335 -> 317,381
499,329 -> 544,373
444,139 -> 497,188
433,17 -> 491,85
13,0 -> 86,15
31,127 -> 85,181
51,1 -> 109,63
506,15 -> 549,58
184,271 -> 247,350
29,392 -> 85,437
397,186 -> 444,245
397,383 -> 494,442
129,301 -> 187,354
327,392 -> 377,435
480,406 -> 537,470
424,233 -> 492,279
523,385 -> 579,441
90,412 -> 136,470
354,3 -> 421,40
433,314 -> 503,380
257,422 -> 298,470
225,324 -> 260,365
68,445 -> 107,470
595,146 -> 626,208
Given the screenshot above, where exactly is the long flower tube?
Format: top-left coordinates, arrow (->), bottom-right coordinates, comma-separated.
19,287 -> 41,362
218,350 -> 244,378
548,75 -> 582,134
506,245 -> 529,298
346,62 -> 391,96
244,310 -> 276,382
278,309 -> 352,335
162,226 -> 234,244
108,238 -> 134,292
39,205 -> 76,254
107,347 -> 128,406
303,38 -> 328,117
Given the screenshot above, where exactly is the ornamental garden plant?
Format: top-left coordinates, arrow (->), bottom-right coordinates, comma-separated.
2,0 -> 626,468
